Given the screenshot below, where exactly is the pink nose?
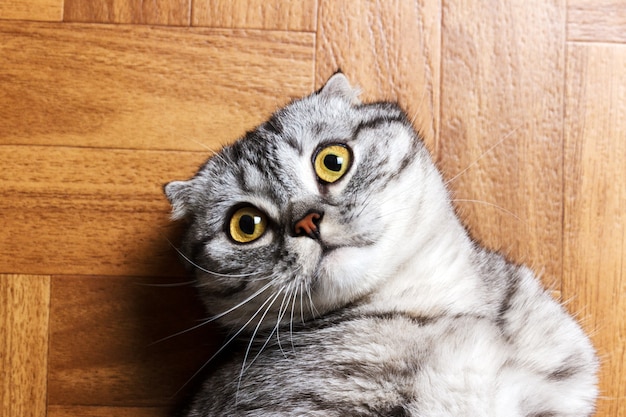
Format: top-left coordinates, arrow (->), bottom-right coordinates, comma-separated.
294,211 -> 322,239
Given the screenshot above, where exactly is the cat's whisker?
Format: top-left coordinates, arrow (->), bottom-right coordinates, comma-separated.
364,187 -> 526,227
243,285 -> 297,375
353,192 -> 414,225
444,126 -> 521,186
236,288 -> 285,402
276,284 -> 296,357
164,74 -> 598,415
354,180 -> 423,222
180,136 -> 234,168
305,284 -> 320,318
452,198 -> 528,225
299,281 -> 306,324
407,84 -> 431,132
173,285 -> 280,397
205,281 -> 276,322
169,242 -> 260,278
210,148 -> 231,167
289,283 -> 299,354
353,194 -> 374,220
371,204 -> 414,221
184,136 -> 218,153
134,280 -> 196,287
274,284 -> 294,357
243,323 -> 279,374
152,280 -> 274,346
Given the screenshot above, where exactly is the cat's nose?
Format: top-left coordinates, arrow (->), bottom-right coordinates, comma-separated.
293,210 -> 323,240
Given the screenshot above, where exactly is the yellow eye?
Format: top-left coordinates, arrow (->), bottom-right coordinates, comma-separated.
229,206 -> 267,243
313,144 -> 352,183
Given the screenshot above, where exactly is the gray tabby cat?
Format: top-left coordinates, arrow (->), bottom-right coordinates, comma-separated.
164,73 -> 598,416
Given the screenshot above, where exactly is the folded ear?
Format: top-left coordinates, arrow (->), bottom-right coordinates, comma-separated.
164,180 -> 193,220
318,71 -> 361,105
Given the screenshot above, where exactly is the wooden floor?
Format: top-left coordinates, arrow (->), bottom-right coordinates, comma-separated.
1,1 -> 624,416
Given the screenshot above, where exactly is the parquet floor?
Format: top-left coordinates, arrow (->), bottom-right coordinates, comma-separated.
1,1 -> 624,416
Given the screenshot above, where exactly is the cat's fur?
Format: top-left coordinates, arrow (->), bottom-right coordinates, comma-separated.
164,73 -> 598,416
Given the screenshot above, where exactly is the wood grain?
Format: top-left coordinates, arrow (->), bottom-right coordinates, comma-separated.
0,145 -> 208,277
2,1 -> 626,416
63,0 -> 191,25
439,0 -> 566,285
0,0 -> 62,21
192,0 -> 317,31
568,0 -> 626,43
48,406 -> 166,417
48,275 -> 216,407
316,0 -> 441,149
0,274 -> 50,417
0,22 -> 315,151
563,42 -> 626,417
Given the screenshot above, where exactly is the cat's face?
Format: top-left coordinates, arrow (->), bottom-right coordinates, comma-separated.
165,74 -> 436,329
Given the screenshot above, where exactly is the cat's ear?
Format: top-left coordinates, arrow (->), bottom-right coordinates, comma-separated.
164,180 -> 193,220
318,71 -> 361,105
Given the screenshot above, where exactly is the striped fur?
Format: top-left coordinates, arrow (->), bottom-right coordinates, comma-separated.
165,73 -> 598,416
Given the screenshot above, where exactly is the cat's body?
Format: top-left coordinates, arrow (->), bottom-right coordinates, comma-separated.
165,73 -> 597,416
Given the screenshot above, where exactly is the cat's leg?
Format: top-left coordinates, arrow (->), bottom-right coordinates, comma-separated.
413,317 -> 509,417
497,266 -> 598,416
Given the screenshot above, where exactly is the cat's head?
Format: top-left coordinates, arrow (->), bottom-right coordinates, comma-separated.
165,73 -> 444,329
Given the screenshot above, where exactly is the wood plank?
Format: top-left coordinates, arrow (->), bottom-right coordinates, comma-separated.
438,0 -> 566,285
0,145 -> 208,277
192,0 -> 317,31
0,22 -> 315,151
63,0 -> 191,26
563,42 -> 626,417
48,275 -> 216,407
0,0 -> 62,21
0,274 -> 50,417
48,406 -> 165,417
568,0 -> 626,43
315,0 -> 441,149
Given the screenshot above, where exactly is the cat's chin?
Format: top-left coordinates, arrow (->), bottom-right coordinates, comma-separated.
311,243 -> 388,311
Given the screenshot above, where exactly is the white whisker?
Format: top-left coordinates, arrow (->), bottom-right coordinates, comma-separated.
152,280 -> 273,345
275,285 -> 297,357
181,136 -> 218,153
134,280 -> 196,287
181,136 -> 234,168
289,283 -> 299,353
173,286 -> 279,397
299,281 -> 306,324
453,198 -> 527,225
242,287 -> 295,374
444,126 -> 520,186
236,289 -> 284,402
305,284 -> 320,318
167,241 -> 259,278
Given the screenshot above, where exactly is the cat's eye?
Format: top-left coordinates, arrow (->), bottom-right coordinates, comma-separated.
313,144 -> 352,184
228,206 -> 267,243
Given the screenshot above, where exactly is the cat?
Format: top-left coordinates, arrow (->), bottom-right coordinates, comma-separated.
164,72 -> 598,416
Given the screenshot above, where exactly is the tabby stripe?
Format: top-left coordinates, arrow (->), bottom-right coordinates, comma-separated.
547,360 -> 582,381
354,114 -> 408,138
496,273 -> 520,330
278,310 -> 455,334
